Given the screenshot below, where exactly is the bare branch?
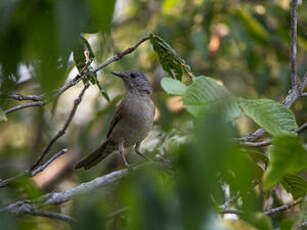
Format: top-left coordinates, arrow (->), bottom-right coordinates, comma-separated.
264,199 -> 302,216
94,36 -> 151,73
0,148 -> 68,188
2,200 -> 73,223
7,93 -> 42,101
295,122 -> 307,133
290,0 -> 298,88
1,162 -> 166,213
239,122 -> 307,147
240,139 -> 272,147
29,209 -> 74,223
31,83 -> 90,170
4,101 -> 45,115
31,148 -> 68,176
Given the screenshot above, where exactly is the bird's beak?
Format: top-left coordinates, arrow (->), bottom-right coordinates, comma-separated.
111,71 -> 127,79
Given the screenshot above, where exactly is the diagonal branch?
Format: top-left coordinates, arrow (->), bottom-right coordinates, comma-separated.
31,83 -> 90,170
264,198 -> 302,216
0,148 -> 68,188
5,101 -> 45,114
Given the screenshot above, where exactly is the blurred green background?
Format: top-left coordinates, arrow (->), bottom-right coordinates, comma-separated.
0,0 -> 306,229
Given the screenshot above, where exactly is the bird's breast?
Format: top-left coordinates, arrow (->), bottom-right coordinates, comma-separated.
111,93 -> 154,146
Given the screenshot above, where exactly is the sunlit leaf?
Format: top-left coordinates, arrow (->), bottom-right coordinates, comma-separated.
162,0 -> 180,14
239,99 -> 297,136
281,174 -> 307,199
263,134 -> 307,189
160,78 -> 187,95
183,76 -> 241,121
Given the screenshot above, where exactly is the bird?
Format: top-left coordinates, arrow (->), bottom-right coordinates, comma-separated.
75,70 -> 155,170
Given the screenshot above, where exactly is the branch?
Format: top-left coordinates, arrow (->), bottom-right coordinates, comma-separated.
4,101 -> 45,114
0,148 -> 68,188
2,201 -> 73,223
30,148 -> 68,176
31,83 -> 89,170
290,0 -> 298,88
7,93 -> 42,101
239,122 -> 307,147
264,198 -> 302,216
1,161 -> 166,213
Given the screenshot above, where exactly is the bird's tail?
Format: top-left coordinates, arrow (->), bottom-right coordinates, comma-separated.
75,140 -> 116,170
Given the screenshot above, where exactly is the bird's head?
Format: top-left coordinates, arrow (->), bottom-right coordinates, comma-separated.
111,70 -> 152,95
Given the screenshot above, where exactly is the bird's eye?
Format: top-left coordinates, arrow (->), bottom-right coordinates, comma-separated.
130,74 -> 136,79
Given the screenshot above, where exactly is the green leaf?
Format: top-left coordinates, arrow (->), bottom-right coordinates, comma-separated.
0,108 -> 7,122
281,174 -> 307,199
263,134 -> 307,189
150,34 -> 184,80
73,36 -> 95,72
160,78 -> 187,95
183,76 -> 241,121
239,99 -> 297,136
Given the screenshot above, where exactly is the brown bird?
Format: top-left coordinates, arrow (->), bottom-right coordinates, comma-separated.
75,70 -> 155,170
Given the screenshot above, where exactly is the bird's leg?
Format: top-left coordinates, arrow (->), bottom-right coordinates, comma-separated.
119,142 -> 130,168
135,142 -> 151,161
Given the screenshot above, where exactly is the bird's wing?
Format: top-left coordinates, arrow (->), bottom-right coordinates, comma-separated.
106,100 -> 124,138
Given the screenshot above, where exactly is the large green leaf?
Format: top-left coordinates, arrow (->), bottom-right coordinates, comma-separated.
263,134 -> 307,189
160,78 -> 187,95
239,99 -> 297,136
281,174 -> 307,199
183,76 -> 241,121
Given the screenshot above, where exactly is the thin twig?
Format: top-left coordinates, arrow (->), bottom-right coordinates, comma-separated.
31,148 -> 68,176
220,208 -> 243,215
0,148 -> 68,188
239,121 -> 307,147
5,101 -> 45,114
107,207 -> 129,219
295,122 -> 307,133
290,0 -> 298,88
0,171 -> 29,188
240,139 -> 272,147
2,200 -> 73,223
93,35 -> 151,73
31,83 -> 89,170
7,93 -> 42,101
264,199 -> 302,216
30,209 -> 74,223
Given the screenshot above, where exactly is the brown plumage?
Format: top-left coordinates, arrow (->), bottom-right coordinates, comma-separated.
75,70 -> 155,170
